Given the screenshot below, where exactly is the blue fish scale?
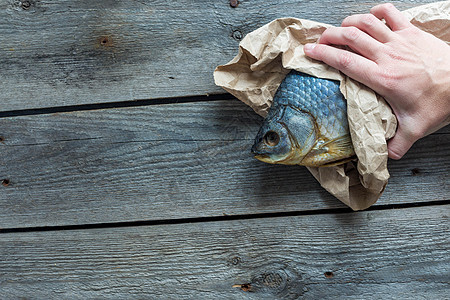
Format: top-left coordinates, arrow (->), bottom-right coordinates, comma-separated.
272,70 -> 348,141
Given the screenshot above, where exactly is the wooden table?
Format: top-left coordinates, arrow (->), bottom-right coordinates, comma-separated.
1,0 -> 448,298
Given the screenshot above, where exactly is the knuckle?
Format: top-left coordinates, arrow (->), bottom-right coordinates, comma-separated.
410,127 -> 426,141
385,3 -> 395,9
386,48 -> 403,61
378,68 -> 400,92
343,27 -> 361,41
360,14 -> 377,28
338,52 -> 353,69
381,3 -> 395,12
403,125 -> 425,142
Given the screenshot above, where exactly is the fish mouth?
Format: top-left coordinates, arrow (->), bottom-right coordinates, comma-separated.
251,144 -> 274,163
253,154 -> 276,164
250,143 -> 258,155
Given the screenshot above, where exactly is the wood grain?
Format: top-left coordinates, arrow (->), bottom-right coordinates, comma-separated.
0,0 -> 437,111
0,206 -> 448,299
0,100 -> 448,228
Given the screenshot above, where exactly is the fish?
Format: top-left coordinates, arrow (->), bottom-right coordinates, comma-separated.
251,70 -> 355,167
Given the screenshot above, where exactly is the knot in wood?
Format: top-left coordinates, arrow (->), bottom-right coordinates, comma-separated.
232,30 -> 243,41
411,168 -> 420,176
99,36 -> 112,47
21,0 -> 31,10
252,270 -> 287,292
231,256 -> 241,265
324,271 -> 334,278
230,0 -> 239,8
246,266 -> 305,297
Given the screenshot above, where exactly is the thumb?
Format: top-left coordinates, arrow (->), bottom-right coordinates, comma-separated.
387,127 -> 416,160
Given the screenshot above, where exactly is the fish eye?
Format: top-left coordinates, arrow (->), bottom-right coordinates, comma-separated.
264,131 -> 280,147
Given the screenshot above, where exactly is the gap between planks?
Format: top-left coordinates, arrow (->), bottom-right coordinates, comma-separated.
1,199 -> 448,234
0,93 -> 234,118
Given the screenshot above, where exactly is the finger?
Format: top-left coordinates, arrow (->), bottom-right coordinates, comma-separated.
387,127 -> 415,159
303,43 -> 378,88
317,26 -> 384,60
341,14 -> 394,43
370,3 -> 412,31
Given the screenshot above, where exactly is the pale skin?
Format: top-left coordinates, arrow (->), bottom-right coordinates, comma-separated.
303,3 -> 450,159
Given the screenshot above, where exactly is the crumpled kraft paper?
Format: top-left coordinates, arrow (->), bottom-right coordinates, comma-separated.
214,1 -> 450,210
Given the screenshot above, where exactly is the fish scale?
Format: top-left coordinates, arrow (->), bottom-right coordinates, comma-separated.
272,70 -> 348,141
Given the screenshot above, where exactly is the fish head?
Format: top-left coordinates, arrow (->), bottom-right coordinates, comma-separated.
251,105 -> 317,165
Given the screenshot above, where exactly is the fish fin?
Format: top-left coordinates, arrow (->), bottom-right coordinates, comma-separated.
301,134 -> 355,167
319,156 -> 357,167
318,134 -> 354,157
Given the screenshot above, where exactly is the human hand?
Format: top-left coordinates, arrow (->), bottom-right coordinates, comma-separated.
303,3 -> 450,159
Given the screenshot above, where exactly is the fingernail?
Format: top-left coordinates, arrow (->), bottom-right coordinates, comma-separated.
304,43 -> 316,52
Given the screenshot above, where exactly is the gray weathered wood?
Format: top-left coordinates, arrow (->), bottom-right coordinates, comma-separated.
1,100 -> 448,228
0,0 -> 437,111
0,206 -> 448,299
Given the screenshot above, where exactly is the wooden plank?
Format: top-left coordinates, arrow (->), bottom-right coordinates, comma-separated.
0,206 -> 448,298
0,100 -> 448,228
0,0 -> 437,111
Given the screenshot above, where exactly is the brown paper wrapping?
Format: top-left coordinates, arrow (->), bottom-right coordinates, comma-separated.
214,1 -> 450,210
